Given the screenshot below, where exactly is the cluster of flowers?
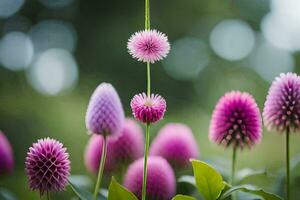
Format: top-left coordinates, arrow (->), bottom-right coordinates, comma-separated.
1,22 -> 299,200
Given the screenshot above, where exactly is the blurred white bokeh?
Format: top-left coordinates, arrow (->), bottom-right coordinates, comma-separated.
0,0 -> 24,18
210,19 -> 255,61
29,20 -> 77,54
248,36 -> 295,82
163,37 -> 210,81
261,0 -> 300,52
0,32 -> 34,71
26,49 -> 78,96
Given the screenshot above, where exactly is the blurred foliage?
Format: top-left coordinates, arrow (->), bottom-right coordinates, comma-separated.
0,0 -> 300,199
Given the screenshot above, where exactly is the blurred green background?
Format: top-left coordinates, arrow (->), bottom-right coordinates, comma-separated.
1,0 -> 300,199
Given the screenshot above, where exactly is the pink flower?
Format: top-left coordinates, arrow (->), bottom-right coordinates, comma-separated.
127,29 -> 170,63
85,83 -> 125,136
263,73 -> 300,132
124,156 -> 176,200
84,118 -> 144,173
0,131 -> 14,175
150,123 -> 199,169
209,91 -> 262,149
25,138 -> 70,196
130,93 -> 166,124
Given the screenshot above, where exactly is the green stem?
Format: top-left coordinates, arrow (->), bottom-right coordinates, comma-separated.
231,147 -> 237,185
142,0 -> 151,199
46,192 -> 51,200
93,135 -> 108,200
146,62 -> 151,96
286,126 -> 290,200
142,124 -> 151,200
145,0 -> 150,30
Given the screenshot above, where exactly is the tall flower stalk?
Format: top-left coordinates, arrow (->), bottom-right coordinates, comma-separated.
127,0 -> 170,199
85,83 -> 125,199
209,91 -> 262,187
263,73 -> 300,200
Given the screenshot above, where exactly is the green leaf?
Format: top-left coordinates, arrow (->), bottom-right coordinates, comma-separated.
236,168 -> 267,183
172,194 -> 197,200
178,175 -> 196,187
220,185 -> 283,200
68,175 -> 93,189
68,179 -> 93,200
107,177 -> 138,200
191,160 -> 225,200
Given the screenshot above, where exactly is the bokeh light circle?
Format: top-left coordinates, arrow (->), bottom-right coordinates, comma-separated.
0,0 -> 24,18
162,37 -> 210,81
29,20 -> 77,54
210,19 -> 255,61
27,49 -> 78,96
248,37 -> 295,82
0,32 -> 34,71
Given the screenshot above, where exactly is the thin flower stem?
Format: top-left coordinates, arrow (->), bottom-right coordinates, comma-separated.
46,192 -> 51,200
231,147 -> 237,185
147,62 -> 151,96
145,0 -> 150,30
93,135 -> 108,200
142,123 -> 151,200
286,126 -> 290,200
231,147 -> 237,200
142,0 -> 151,199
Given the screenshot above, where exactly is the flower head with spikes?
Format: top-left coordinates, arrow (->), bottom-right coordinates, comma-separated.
209,91 -> 262,149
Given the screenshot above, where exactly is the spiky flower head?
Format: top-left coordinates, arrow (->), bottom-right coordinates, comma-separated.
84,118 -> 144,173
130,93 -> 166,124
263,73 -> 300,132
25,138 -> 70,196
209,91 -> 262,149
150,123 -> 199,169
0,131 -> 14,175
85,83 -> 125,136
124,156 -> 176,200
127,29 -> 170,63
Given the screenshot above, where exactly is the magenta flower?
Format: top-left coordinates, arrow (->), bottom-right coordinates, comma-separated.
0,131 -> 14,175
85,83 -> 125,136
127,29 -> 170,63
25,138 -> 70,196
263,73 -> 300,132
84,118 -> 144,173
124,156 -> 176,200
150,123 -> 199,169
130,93 -> 166,124
209,91 -> 262,149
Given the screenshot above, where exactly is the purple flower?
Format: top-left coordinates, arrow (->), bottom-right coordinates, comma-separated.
124,156 -> 176,200
84,118 -> 144,173
85,83 -> 125,136
127,29 -> 170,63
130,93 -> 166,124
0,131 -> 14,175
25,138 -> 70,196
150,123 -> 199,169
209,91 -> 262,149
263,73 -> 300,132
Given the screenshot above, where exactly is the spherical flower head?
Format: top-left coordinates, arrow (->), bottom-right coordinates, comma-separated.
263,73 -> 300,132
25,138 -> 70,196
127,29 -> 170,63
85,83 -> 125,136
0,131 -> 14,175
84,118 -> 144,173
130,93 -> 166,124
124,156 -> 176,200
150,123 -> 199,169
209,91 -> 262,149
